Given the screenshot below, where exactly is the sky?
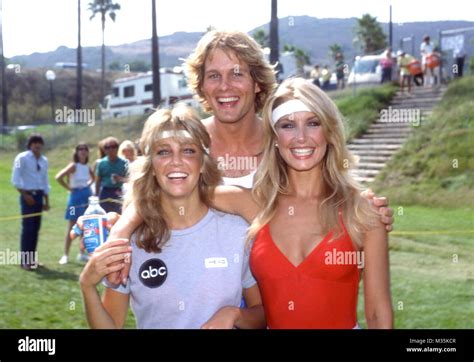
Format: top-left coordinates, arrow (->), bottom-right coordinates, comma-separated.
2,0 -> 474,57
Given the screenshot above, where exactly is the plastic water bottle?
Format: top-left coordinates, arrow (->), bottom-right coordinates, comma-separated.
82,196 -> 109,253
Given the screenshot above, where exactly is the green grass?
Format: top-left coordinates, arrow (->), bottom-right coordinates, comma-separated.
357,205 -> 474,329
0,149 -> 136,328
373,76 -> 474,207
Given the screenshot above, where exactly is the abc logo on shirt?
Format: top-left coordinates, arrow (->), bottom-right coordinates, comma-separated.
138,259 -> 168,288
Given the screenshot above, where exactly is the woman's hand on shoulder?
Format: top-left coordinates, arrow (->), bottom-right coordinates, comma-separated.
361,188 -> 394,232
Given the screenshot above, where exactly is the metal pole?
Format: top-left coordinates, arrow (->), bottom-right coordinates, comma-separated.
151,0 -> 161,108
352,57 -> 357,97
269,0 -> 279,66
76,0 -> 82,110
0,0 -> 8,134
49,80 -> 56,144
389,5 -> 393,49
49,81 -> 55,122
438,30 -> 443,83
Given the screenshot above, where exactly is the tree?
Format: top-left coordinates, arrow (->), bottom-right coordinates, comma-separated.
269,0 -> 279,65
151,0 -> 161,108
88,0 -> 121,106
0,0 -> 8,131
283,44 -> 310,75
108,60 -> 121,71
354,14 -> 387,54
76,0 -> 83,110
130,60 -> 151,72
253,28 -> 269,48
329,43 -> 343,60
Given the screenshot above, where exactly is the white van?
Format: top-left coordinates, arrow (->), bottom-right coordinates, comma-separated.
347,54 -> 384,85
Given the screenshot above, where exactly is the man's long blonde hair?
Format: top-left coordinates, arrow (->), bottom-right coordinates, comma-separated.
124,104 -> 221,253
248,78 -> 377,247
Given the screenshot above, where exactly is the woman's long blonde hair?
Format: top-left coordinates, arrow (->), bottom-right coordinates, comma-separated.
124,103 -> 221,253
248,78 -> 377,247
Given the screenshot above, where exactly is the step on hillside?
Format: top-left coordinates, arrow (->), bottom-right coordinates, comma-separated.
348,86 -> 446,184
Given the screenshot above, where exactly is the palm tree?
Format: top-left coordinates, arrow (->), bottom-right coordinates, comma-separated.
0,0 -> 8,131
329,43 -> 343,60
151,0 -> 161,108
76,0 -> 82,110
252,28 -> 269,48
269,0 -> 279,66
354,14 -> 387,54
88,0 -> 121,106
283,44 -> 310,76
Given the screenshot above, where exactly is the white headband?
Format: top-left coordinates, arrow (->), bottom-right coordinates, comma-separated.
157,130 -> 193,140
145,130 -> 209,155
271,99 -> 311,126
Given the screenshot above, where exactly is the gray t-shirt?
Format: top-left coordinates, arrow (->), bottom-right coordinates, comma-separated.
104,208 -> 256,329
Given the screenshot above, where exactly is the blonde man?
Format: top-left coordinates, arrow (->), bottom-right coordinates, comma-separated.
186,30 -> 276,188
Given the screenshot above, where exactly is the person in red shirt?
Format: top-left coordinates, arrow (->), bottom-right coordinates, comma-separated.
212,78 -> 393,328
380,48 -> 394,83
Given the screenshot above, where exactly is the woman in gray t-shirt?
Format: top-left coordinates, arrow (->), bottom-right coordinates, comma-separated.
79,105 -> 265,329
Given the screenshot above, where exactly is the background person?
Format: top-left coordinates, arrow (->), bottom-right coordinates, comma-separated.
11,134 -> 50,270
118,140 -> 137,195
380,47 -> 394,83
397,50 -> 414,94
335,53 -> 345,89
90,140 -> 105,196
420,35 -> 436,86
310,65 -> 321,87
453,44 -> 466,78
55,143 -> 95,264
95,137 -> 128,214
118,140 -> 138,164
321,65 -> 332,90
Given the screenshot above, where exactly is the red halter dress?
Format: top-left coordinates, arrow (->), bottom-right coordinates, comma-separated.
250,222 -> 361,329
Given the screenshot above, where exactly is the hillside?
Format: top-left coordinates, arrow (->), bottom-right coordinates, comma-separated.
372,76 -> 474,207
10,17 -> 474,69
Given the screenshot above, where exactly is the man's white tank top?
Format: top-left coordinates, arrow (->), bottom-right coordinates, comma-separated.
222,169 -> 256,189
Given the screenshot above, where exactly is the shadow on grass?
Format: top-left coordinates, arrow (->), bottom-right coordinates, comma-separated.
32,266 -> 79,281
